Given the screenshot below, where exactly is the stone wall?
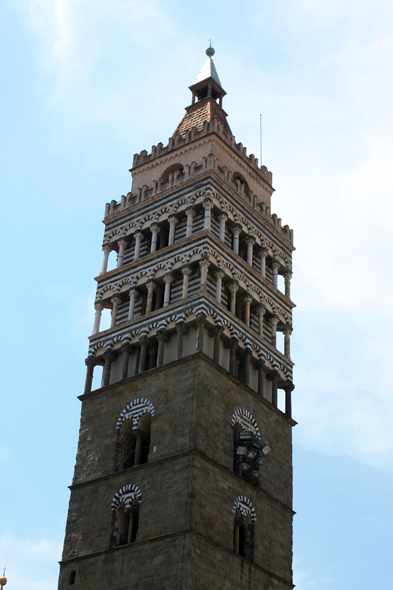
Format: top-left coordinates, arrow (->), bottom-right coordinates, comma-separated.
59,354 -> 293,589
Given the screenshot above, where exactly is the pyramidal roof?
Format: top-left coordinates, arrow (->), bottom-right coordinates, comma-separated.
194,56 -> 222,87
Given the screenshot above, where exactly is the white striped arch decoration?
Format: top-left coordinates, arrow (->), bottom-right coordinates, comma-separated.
111,484 -> 142,511
116,398 -> 155,430
231,409 -> 260,439
232,496 -> 257,523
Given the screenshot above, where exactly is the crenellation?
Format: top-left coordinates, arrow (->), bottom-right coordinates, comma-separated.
59,48 -> 295,590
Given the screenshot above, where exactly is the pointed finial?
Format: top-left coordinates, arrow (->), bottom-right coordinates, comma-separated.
206,40 -> 215,58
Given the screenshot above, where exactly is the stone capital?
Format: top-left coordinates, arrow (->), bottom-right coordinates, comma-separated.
102,243 -> 111,252
271,315 -> 280,327
215,270 -> 226,280
231,223 -> 242,236
284,324 -> 293,336
103,350 -> 117,361
185,206 -> 195,216
168,215 -> 178,225
199,258 -> 210,270
111,296 -> 122,305
242,294 -> 253,305
203,198 -> 213,210
218,211 -> 228,221
272,259 -> 281,271
283,380 -> 295,392
120,342 -> 134,354
85,356 -> 97,367
156,330 -> 169,343
267,369 -> 279,381
94,303 -> 104,312
129,288 -> 138,297
134,231 -> 143,240
163,273 -> 174,284
150,223 -> 160,234
209,325 -> 224,337
117,239 -> 128,248
245,236 -> 256,246
146,280 -> 156,290
257,303 -> 266,314
228,281 -> 239,293
258,247 -> 269,258
181,265 -> 192,276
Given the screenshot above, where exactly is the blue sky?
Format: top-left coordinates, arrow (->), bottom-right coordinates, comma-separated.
1,0 -> 392,588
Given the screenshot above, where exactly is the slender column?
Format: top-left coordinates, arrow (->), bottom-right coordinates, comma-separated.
284,381 -> 295,418
102,351 -> 116,387
229,337 -> 238,376
92,303 -> 104,335
133,232 -> 143,261
126,510 -> 135,543
84,357 -> 96,393
196,313 -> 206,352
163,274 -> 173,306
257,304 -> 266,338
234,524 -> 240,554
145,281 -> 155,314
138,336 -> 149,373
110,296 -> 121,328
134,347 -> 140,375
243,294 -> 252,327
272,259 -> 280,288
243,348 -> 252,385
155,285 -> 163,310
269,370 -> 279,408
228,282 -> 239,315
128,289 -> 137,321
259,248 -> 268,278
218,212 -> 228,241
117,239 -> 127,268
100,245 -> 111,275
148,344 -> 157,369
156,330 -> 169,367
246,237 -> 255,266
231,224 -> 242,255
120,343 -> 133,380
257,359 -> 265,397
284,271 -> 292,299
271,315 -> 279,347
215,270 -> 225,303
168,215 -> 178,246
150,224 -> 160,253
134,432 -> 143,466
199,258 -> 210,292
209,325 -> 224,363
284,325 -> 292,358
181,266 -> 192,299
203,198 -> 213,231
185,207 -> 195,238
176,321 -> 184,360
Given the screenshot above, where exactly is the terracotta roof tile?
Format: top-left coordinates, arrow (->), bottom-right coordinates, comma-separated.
173,97 -> 232,138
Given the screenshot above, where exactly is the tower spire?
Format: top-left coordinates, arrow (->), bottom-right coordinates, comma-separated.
172,45 -> 231,138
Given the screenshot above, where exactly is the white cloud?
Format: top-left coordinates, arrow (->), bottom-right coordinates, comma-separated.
0,535 -> 62,590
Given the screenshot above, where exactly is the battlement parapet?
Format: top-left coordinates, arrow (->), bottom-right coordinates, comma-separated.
104,159 -> 293,245
131,117 -> 273,186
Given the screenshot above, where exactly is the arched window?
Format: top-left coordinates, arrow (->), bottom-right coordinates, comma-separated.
111,484 -> 142,546
231,409 -> 272,484
232,496 -> 256,560
116,399 -> 155,470
161,163 -> 184,183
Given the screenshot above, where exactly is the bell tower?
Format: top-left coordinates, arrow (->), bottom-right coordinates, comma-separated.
58,47 -> 296,590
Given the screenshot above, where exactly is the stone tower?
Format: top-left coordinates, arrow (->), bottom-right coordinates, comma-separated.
58,48 -> 295,590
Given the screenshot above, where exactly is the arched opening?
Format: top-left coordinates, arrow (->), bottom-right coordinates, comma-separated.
233,509 -> 254,560
231,410 -> 272,485
114,499 -> 140,546
161,163 -> 184,183
69,571 -> 76,585
116,412 -> 152,470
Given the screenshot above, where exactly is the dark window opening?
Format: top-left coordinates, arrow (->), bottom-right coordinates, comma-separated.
69,571 -> 76,585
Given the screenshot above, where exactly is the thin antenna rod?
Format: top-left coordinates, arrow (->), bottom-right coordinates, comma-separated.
259,114 -> 262,166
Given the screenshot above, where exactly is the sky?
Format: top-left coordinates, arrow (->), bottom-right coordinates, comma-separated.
1,0 -> 393,588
